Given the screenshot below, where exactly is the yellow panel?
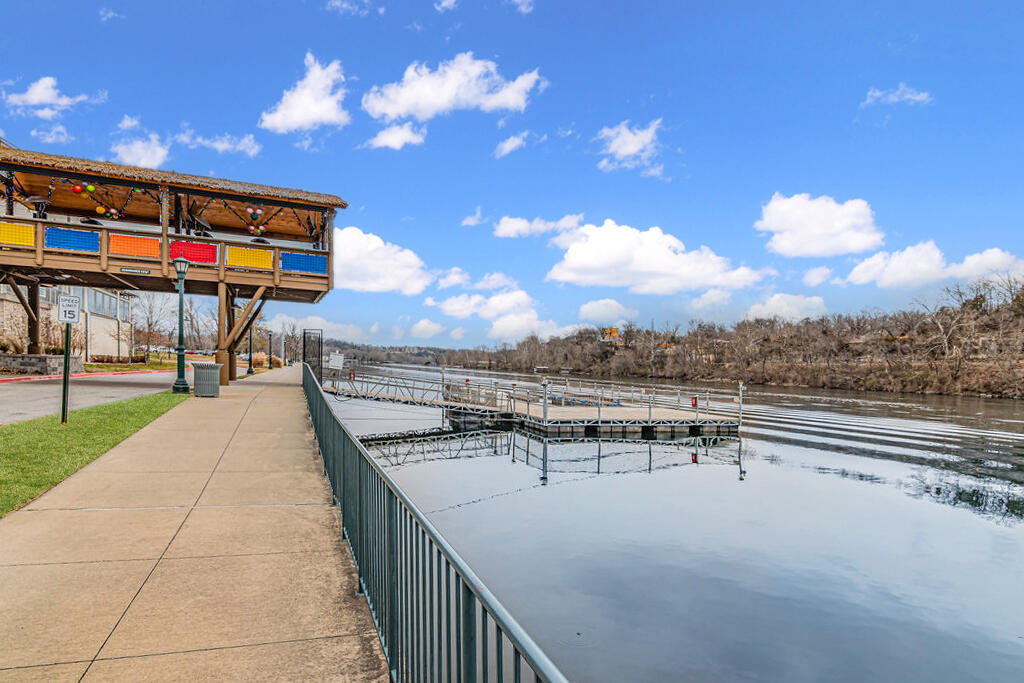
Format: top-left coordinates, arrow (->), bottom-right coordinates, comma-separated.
226,245 -> 273,269
0,221 -> 35,247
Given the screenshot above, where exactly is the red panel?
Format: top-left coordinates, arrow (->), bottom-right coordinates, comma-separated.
170,240 -> 217,263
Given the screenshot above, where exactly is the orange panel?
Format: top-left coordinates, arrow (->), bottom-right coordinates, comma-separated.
109,233 -> 160,258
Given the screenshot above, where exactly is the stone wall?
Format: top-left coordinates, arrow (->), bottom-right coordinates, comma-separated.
0,354 -> 85,375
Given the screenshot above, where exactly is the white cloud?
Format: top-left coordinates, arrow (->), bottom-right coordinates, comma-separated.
265,313 -> 365,341
493,212 -> 582,238
332,226 -> 434,295
392,325 -> 405,340
369,322 -> 380,335
546,219 -> 768,294
363,122 -> 426,150
5,76 -> 96,119
461,206 -> 484,226
438,267 -> 470,289
862,83 -> 932,107
431,293 -> 484,318
117,114 -> 139,131
802,266 -> 833,287
450,326 -> 467,340
489,311 -> 577,342
494,131 -> 527,158
259,52 -> 350,134
435,0 -> 457,12
746,293 -> 826,321
362,52 -> 542,123
473,272 -> 518,290
175,126 -> 261,157
429,288 -> 532,319
30,124 -> 73,144
428,281 -> 573,343
596,118 -> 662,176
326,0 -> 376,16
755,192 -> 884,258
578,298 -> 637,322
691,288 -> 731,309
99,8 -> 123,21
845,241 -> 1021,289
411,318 -> 444,338
507,0 -> 534,13
110,133 -> 170,168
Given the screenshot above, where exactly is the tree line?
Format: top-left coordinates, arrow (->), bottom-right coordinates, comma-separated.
440,275 -> 1024,398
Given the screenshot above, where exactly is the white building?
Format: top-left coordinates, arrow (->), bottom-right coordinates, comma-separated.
1,284 -> 134,360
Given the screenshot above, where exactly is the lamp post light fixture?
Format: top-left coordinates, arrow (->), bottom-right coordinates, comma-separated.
171,256 -> 190,394
247,324 -> 255,375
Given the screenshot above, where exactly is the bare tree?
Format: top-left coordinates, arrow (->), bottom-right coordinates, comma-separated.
134,292 -> 172,362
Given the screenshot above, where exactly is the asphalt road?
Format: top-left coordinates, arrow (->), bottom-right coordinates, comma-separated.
0,370 -> 193,424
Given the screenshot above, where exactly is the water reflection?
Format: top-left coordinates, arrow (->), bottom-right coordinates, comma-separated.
331,382 -> 1024,682
367,429 -> 1023,524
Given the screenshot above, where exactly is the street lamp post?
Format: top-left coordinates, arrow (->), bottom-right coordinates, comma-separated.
267,331 -> 272,368
247,324 -> 255,375
171,256 -> 190,394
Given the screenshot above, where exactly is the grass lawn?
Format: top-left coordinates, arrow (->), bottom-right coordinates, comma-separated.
0,391 -> 189,517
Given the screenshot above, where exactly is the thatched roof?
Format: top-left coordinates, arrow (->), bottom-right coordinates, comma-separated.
0,146 -> 346,209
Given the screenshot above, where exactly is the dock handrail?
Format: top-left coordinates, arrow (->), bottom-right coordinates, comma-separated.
302,363 -> 569,683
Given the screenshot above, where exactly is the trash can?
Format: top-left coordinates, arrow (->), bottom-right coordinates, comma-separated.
190,361 -> 223,397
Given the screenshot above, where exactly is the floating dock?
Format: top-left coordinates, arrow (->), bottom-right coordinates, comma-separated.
325,369 -> 740,440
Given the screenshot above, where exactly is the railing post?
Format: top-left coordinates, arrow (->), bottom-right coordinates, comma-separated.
541,379 -> 549,424
461,579 -> 477,683
387,490 -> 399,677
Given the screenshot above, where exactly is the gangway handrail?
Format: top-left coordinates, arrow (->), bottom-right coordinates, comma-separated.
302,363 -> 569,683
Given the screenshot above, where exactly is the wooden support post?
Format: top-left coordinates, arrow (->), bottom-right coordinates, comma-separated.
227,293 -> 237,381
218,240 -> 226,281
34,222 -> 44,266
159,185 -> 169,277
26,283 -> 41,354
99,228 -> 109,271
216,281 -> 229,385
273,247 -> 281,286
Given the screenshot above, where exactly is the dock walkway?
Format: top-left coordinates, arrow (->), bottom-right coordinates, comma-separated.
0,366 -> 388,682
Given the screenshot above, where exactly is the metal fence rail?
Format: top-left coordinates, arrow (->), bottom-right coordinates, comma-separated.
302,363 -> 569,683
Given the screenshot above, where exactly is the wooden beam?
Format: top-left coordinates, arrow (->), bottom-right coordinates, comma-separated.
224,285 -> 266,349
231,298 -> 266,352
272,247 -> 281,287
2,274 -> 38,322
106,272 -> 137,289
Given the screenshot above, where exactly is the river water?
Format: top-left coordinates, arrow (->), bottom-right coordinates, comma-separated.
329,367 -> 1024,682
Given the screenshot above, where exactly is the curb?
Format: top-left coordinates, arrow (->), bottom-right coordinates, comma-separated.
0,369 -> 176,384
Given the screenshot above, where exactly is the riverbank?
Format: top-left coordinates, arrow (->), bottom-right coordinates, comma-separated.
441,359 -> 1024,400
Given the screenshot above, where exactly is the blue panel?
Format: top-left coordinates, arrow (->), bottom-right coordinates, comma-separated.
45,227 -> 100,252
281,251 -> 328,274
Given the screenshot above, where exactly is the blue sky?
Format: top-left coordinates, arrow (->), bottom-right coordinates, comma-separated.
3,1 -> 1022,346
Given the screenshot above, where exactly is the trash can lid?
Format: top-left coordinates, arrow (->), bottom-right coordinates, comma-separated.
189,361 -> 223,369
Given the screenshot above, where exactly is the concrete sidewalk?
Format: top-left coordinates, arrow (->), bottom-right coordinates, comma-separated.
0,366 -> 389,682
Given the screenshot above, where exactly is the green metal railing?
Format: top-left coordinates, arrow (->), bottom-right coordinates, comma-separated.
302,363 -> 569,683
